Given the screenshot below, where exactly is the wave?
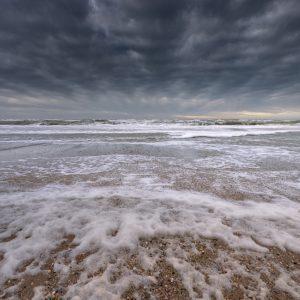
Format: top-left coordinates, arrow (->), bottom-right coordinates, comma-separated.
0,119 -> 118,125
164,119 -> 300,126
0,118 -> 299,126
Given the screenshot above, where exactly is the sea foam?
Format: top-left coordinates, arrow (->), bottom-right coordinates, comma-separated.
0,121 -> 299,298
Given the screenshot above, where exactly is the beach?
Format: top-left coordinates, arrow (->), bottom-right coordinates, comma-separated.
0,120 -> 300,299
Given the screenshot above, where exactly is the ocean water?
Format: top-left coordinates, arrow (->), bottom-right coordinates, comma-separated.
0,120 -> 300,298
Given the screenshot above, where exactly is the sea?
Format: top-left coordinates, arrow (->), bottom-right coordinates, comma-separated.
0,119 -> 299,298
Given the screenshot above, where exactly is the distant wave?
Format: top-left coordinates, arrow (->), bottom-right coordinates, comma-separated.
159,119 -> 300,126
0,119 -> 118,125
0,119 -> 299,126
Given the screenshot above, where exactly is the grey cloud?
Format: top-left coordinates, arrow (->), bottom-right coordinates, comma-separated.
0,0 -> 299,118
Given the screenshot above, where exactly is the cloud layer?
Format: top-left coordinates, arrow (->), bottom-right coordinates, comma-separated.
0,0 -> 300,118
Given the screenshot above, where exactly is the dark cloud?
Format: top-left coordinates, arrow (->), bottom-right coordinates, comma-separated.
0,0 -> 299,118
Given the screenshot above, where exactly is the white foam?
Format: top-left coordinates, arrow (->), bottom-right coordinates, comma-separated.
0,123 -> 299,138
1,184 -> 300,279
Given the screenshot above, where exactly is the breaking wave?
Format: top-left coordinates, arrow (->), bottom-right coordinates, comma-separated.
0,119 -> 299,126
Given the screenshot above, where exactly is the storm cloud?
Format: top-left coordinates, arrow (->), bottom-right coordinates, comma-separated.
0,0 -> 300,118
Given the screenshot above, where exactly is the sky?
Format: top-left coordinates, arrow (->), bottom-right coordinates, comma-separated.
0,0 -> 300,119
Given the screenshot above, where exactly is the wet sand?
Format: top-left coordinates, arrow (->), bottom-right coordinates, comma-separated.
1,233 -> 299,299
